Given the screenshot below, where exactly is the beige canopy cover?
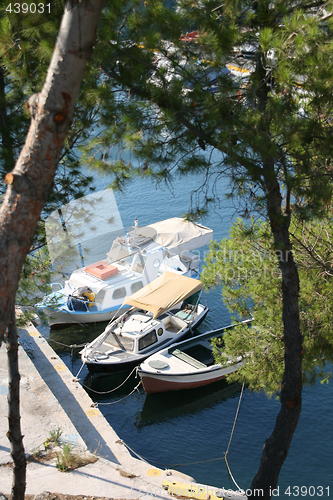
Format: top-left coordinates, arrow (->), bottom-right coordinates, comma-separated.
148,217 -> 213,254
123,271 -> 203,319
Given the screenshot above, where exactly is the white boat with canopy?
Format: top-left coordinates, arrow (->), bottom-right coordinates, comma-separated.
36,189 -> 213,326
80,272 -> 209,374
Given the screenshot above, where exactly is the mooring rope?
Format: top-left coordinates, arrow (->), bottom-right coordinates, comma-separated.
120,441 -> 228,467
74,361 -> 86,380
95,380 -> 142,405
45,336 -> 87,349
118,381 -> 246,488
225,382 -> 244,456
79,366 -> 138,395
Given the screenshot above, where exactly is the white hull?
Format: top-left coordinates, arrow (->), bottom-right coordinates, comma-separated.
139,362 -> 242,394
43,305 -> 129,327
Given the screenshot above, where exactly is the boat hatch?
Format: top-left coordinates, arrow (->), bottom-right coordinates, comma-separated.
129,313 -> 152,323
148,359 -> 169,370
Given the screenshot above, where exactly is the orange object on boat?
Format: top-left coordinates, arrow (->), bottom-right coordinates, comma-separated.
85,261 -> 118,280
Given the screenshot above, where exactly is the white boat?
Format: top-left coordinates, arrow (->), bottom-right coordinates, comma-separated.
80,272 -> 209,374
37,217 -> 212,327
137,319 -> 251,394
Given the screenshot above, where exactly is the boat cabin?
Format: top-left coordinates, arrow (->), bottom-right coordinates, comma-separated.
91,307 -> 189,358
66,245 -> 200,312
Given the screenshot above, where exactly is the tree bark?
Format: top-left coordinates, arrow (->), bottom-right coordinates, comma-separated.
6,305 -> 26,500
0,0 -> 105,344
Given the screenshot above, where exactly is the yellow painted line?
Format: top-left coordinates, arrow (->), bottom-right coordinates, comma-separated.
146,468 -> 162,477
53,364 -> 66,372
162,480 -> 225,500
227,64 -> 251,74
85,409 -> 100,417
28,330 -> 39,337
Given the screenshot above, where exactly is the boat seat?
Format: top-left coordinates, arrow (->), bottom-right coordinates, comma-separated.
171,349 -> 207,369
161,316 -> 184,333
175,310 -> 193,321
165,326 -> 179,333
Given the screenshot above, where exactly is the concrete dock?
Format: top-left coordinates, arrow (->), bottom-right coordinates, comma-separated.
0,322 -> 245,499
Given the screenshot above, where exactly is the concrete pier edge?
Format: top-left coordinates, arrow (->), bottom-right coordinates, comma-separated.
0,321 -> 245,499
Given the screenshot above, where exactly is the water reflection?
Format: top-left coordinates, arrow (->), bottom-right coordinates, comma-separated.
136,381 -> 242,428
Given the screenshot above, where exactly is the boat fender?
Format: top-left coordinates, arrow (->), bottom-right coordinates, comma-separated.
82,289 -> 95,307
67,294 -> 89,312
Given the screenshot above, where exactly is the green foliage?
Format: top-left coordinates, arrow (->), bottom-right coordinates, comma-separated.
55,443 -> 73,472
84,0 -> 333,218
2,0 -> 333,328
201,217 -> 333,395
0,0 -> 98,205
85,1 -> 333,399
15,246 -> 53,327
0,2 -> 97,320
48,427 -> 63,447
55,442 -> 98,472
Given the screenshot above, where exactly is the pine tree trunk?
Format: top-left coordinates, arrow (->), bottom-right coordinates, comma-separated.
0,0 -> 105,344
249,246 -> 302,497
6,305 -> 26,500
248,47 -> 303,497
249,173 -> 303,499
0,2 -> 105,496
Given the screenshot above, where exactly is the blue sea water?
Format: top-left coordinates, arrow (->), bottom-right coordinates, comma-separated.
52,173 -> 333,499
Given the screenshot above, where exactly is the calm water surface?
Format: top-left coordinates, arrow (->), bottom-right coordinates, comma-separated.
48,174 -> 333,498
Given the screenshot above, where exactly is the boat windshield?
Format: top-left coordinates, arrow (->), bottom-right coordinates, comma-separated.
117,254 -> 135,270
106,240 -> 136,263
131,253 -> 146,274
104,332 -> 135,352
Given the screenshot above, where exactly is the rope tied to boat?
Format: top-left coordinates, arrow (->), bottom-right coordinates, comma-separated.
74,361 -> 85,381
46,337 -> 88,349
119,381 -> 246,494
79,366 -> 138,394
223,382 -> 245,494
95,380 -> 142,406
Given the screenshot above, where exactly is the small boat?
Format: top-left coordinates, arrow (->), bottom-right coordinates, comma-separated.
137,319 -> 251,394
37,217 -> 212,327
80,272 -> 209,374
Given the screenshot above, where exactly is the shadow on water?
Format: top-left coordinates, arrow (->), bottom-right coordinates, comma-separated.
48,321 -> 108,355
135,381 -> 243,428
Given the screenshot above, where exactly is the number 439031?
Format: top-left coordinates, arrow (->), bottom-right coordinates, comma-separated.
6,3 -> 51,14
